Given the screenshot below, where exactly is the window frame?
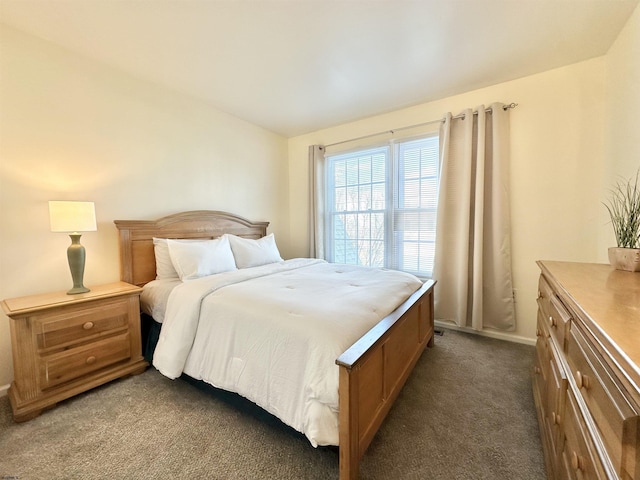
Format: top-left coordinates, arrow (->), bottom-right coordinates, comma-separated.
324,132 -> 439,279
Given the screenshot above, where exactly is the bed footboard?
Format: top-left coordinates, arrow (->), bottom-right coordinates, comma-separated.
335,280 -> 435,480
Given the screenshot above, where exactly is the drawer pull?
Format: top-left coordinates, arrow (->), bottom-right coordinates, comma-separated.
551,412 -> 561,425
534,366 -> 541,374
576,371 -> 590,390
85,356 -> 97,365
570,451 -> 585,471
83,322 -> 94,330
549,316 -> 556,327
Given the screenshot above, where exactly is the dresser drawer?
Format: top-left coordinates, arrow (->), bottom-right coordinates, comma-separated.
535,316 -> 551,410
538,274 -> 554,315
566,323 -> 640,478
538,305 -> 552,341
547,341 -> 568,455
559,389 -> 608,480
538,274 -> 571,349
534,334 -> 548,411
34,297 -> 130,351
39,332 -> 132,390
537,309 -> 552,369
548,295 -> 571,350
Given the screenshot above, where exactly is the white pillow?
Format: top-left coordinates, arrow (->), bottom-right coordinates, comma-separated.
166,236 -> 237,281
153,237 -> 208,280
153,238 -> 179,280
227,233 -> 283,269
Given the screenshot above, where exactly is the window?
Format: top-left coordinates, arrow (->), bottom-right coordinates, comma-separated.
325,134 -> 439,278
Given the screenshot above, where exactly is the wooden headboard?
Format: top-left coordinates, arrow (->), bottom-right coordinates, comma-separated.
114,210 -> 269,286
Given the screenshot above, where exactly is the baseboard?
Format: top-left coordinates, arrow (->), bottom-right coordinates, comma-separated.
0,383 -> 9,398
434,320 -> 536,346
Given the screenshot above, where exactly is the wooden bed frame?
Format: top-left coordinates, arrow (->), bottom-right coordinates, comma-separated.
114,210 -> 435,480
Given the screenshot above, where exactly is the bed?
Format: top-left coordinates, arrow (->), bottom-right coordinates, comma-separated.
114,210 -> 435,480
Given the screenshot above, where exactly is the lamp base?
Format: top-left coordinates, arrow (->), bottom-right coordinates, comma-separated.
67,286 -> 90,295
66,234 -> 90,295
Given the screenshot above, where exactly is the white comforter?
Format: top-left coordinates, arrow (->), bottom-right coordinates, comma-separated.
153,258 -> 422,446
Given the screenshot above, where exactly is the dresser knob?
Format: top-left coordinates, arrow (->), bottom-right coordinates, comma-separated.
576,371 -> 590,390
551,412 -> 561,425
83,322 -> 94,330
571,451 -> 584,471
549,316 -> 556,327
534,366 -> 541,374
86,356 -> 96,365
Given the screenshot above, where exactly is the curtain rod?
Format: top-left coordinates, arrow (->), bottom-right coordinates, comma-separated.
324,102 -> 518,149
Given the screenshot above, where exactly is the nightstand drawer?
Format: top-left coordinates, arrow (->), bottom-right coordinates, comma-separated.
35,297 -> 130,351
39,332 -> 132,390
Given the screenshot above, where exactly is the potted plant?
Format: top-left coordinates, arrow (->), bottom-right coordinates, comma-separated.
604,169 -> 640,272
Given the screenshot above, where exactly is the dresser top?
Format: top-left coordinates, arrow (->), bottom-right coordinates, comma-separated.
538,260 -> 640,385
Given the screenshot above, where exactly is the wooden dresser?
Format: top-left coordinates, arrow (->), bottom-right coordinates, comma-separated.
533,261 -> 640,479
2,282 -> 148,422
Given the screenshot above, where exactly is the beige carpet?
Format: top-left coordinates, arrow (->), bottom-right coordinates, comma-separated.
0,329 -> 545,479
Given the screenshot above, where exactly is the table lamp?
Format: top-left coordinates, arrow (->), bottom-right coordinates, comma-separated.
49,201 -> 97,294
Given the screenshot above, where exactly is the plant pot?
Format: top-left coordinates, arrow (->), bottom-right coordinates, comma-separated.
608,247 -> 640,272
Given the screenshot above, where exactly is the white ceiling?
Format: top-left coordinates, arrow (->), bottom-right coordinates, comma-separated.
1,0 -> 638,137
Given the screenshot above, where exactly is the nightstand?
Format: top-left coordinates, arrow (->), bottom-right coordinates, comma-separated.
1,282 -> 148,422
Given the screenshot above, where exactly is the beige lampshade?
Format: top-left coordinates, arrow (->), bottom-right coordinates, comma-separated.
49,201 -> 97,233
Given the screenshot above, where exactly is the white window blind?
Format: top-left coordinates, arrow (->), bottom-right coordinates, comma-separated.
325,134 -> 439,278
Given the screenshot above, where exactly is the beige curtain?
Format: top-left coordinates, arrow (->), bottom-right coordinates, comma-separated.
433,103 -> 515,331
308,145 -> 326,259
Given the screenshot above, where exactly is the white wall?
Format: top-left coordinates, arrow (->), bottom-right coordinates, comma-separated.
288,57 -> 609,345
0,26 -> 289,389
600,4 -> 640,254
